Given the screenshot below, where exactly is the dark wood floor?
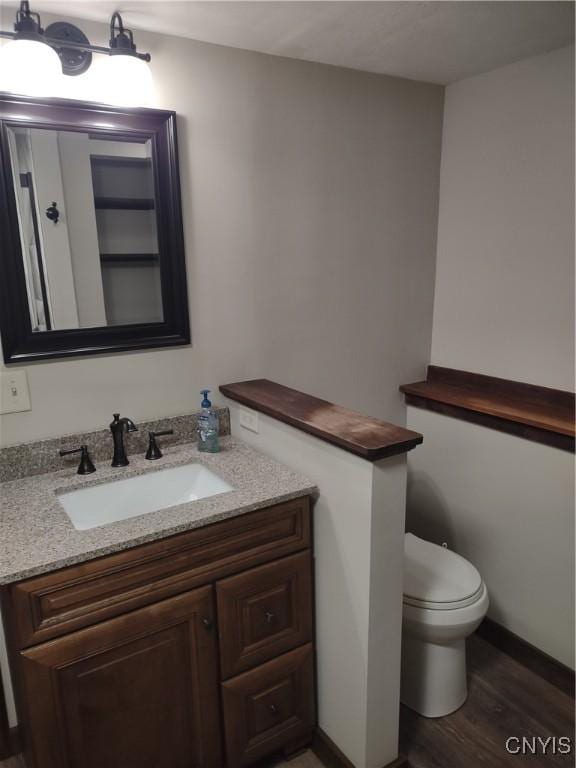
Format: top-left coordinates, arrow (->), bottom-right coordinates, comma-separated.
1,750 -> 325,768
3,636 -> 572,768
400,634 -> 575,768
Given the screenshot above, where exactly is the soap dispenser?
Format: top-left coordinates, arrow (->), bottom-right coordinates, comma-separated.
197,389 -> 220,453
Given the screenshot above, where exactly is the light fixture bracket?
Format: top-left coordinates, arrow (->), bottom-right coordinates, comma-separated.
13,0 -> 43,41
45,22 -> 92,76
109,12 -> 137,56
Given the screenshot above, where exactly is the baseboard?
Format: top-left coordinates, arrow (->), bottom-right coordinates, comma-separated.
312,729 -> 354,768
477,618 -> 575,698
312,728 -> 408,768
0,725 -> 20,760
381,756 -> 408,768
9,726 -> 21,756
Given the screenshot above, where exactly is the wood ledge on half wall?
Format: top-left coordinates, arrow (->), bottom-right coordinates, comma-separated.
400,366 -> 575,453
219,379 -> 423,461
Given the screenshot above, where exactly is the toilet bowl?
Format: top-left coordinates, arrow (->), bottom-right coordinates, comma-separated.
401,533 -> 489,718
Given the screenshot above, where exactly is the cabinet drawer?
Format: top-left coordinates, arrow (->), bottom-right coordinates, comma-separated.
9,497 -> 311,649
217,551 -> 313,679
222,644 -> 315,768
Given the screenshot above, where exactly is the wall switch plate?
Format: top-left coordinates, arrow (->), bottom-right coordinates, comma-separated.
239,407 -> 259,433
0,370 -> 32,414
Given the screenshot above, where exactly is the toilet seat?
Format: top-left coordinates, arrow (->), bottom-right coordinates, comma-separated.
403,533 -> 483,609
402,582 -> 489,630
403,583 -> 485,611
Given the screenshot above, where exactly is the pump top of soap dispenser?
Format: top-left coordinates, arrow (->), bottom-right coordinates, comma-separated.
200,390 -> 211,408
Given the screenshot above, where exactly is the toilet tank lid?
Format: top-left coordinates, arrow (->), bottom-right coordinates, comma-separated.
404,533 -> 482,604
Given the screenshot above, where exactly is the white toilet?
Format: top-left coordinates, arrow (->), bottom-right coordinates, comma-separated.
401,533 -> 489,718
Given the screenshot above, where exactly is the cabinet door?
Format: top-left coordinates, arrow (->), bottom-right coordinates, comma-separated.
20,586 -> 222,768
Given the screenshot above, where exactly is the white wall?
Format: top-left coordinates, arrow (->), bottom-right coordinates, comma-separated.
58,132 -> 107,328
431,45 -> 574,389
407,408 -> 574,668
0,12 -> 443,446
407,46 -> 575,667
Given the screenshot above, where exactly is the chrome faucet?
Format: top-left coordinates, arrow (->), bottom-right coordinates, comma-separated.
110,413 -> 138,467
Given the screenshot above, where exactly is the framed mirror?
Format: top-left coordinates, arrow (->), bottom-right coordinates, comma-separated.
0,94 -> 190,363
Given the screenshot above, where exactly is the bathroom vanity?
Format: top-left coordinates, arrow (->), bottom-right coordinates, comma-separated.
0,437 -> 317,768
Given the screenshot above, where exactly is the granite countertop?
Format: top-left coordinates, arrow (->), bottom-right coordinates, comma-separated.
0,437 -> 316,585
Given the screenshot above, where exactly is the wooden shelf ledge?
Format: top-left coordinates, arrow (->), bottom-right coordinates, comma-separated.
100,253 -> 159,265
400,366 -> 575,452
220,379 -> 423,461
94,196 -> 155,210
91,155 -> 152,168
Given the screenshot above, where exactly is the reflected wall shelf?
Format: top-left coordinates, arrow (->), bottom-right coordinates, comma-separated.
91,156 -> 152,169
94,196 -> 155,210
100,253 -> 159,265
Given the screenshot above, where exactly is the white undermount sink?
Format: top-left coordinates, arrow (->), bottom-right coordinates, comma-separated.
58,463 -> 233,531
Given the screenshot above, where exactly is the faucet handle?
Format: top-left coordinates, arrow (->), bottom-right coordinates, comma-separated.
59,445 -> 96,475
145,430 -> 174,461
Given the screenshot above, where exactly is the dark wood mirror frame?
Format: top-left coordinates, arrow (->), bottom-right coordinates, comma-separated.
0,93 -> 190,364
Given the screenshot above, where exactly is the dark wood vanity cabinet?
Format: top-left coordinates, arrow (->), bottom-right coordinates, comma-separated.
3,496 -> 315,768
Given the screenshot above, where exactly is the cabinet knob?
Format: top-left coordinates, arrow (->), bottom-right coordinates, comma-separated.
269,703 -> 278,716
265,610 -> 275,624
202,617 -> 213,630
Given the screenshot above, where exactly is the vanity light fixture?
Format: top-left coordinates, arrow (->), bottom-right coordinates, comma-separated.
0,1 -> 152,104
99,13 -> 154,107
0,1 -> 62,96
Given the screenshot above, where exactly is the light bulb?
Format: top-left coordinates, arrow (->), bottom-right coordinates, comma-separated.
0,39 -> 63,97
98,54 -> 154,107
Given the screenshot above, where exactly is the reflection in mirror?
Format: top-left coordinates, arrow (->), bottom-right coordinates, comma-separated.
6,128 -> 163,331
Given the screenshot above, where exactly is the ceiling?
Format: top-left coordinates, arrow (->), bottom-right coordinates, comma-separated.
4,1 -> 575,84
